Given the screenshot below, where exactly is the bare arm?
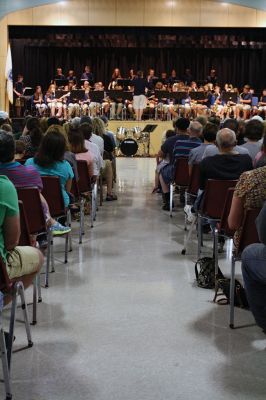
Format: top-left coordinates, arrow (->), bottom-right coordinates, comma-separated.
228,195 -> 244,231
3,215 -> 20,251
65,178 -> 72,193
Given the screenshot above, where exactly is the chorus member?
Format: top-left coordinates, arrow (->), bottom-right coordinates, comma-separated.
31,86 -> 47,116
182,68 -> 194,85
108,68 -> 122,90
236,85 -> 252,120
54,67 -> 65,80
206,68 -> 218,85
81,65 -> 94,82
132,70 -> 149,121
66,70 -> 77,84
258,89 -> 266,116
13,74 -> 25,117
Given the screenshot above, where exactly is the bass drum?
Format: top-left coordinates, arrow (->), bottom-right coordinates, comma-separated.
120,138 -> 138,156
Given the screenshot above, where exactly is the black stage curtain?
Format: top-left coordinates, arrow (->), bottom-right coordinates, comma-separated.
9,26 -> 266,92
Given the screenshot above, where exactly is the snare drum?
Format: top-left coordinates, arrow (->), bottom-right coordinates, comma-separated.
120,138 -> 138,156
116,127 -> 127,141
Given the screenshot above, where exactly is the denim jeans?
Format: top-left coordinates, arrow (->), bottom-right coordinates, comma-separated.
241,244 -> 266,330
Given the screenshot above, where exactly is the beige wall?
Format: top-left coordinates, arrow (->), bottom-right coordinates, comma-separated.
1,0 -> 266,111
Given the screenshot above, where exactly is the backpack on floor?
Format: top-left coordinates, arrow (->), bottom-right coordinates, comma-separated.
213,278 -> 249,309
195,257 -> 224,289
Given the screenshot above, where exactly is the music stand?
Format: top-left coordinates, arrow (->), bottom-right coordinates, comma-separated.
142,124 -> 157,133
221,92 -> 238,103
23,87 -> 34,97
55,79 -> 69,88
190,92 -> 206,101
89,91 -> 104,103
107,90 -> 124,101
55,90 -> 69,99
70,89 -> 85,102
155,90 -> 170,100
117,79 -> 132,88
121,92 -> 133,101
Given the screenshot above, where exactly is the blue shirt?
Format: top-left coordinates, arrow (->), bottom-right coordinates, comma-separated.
25,158 -> 74,206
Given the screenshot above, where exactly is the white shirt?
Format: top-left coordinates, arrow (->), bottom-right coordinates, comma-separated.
85,140 -> 104,175
202,144 -> 250,159
90,133 -> 104,156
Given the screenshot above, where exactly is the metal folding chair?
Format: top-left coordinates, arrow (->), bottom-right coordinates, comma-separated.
0,297 -> 12,400
170,157 -> 189,217
184,163 -> 200,231
229,208 -> 261,329
70,178 -> 85,244
77,160 -> 96,228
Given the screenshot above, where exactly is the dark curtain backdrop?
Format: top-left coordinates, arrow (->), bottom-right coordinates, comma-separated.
10,33 -> 266,92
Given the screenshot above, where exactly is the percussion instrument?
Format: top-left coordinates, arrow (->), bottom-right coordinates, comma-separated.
120,138 -> 138,156
116,127 -> 127,141
132,126 -> 142,140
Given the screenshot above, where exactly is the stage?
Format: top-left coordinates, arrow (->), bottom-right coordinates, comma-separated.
108,120 -> 173,157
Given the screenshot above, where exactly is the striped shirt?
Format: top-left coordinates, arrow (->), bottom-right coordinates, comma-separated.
0,161 -> 43,190
173,136 -> 201,164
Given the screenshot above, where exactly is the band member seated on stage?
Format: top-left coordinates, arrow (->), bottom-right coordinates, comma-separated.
108,68 -> 122,90
80,80 -> 90,116
13,74 -> 25,117
147,68 -> 158,90
236,85 -> 252,119
168,69 -> 178,86
54,67 -> 65,81
258,89 -> 266,116
206,68 -> 218,85
160,72 -> 168,86
89,82 -> 109,117
46,84 -> 58,117
132,70 -> 149,121
31,86 -> 47,116
109,84 -> 123,120
182,68 -> 194,85
153,82 -> 168,120
190,81 -> 198,92
128,69 -> 136,80
179,87 -> 191,119
65,80 -> 80,118
212,85 -> 223,118
66,70 -> 77,84
81,65 -> 94,82
168,83 -> 180,118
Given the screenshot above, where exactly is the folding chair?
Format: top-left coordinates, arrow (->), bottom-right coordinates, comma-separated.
16,188 -> 51,288
70,178 -> 85,244
41,176 -> 72,276
77,160 -> 96,228
184,163 -> 200,230
170,157 -> 189,217
0,308 -> 11,400
229,208 -> 261,329
18,200 -> 42,325
0,256 -> 33,388
197,179 -> 238,259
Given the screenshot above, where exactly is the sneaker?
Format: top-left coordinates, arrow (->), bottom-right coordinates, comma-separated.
50,222 -> 71,236
106,194 -> 118,201
184,205 -> 195,223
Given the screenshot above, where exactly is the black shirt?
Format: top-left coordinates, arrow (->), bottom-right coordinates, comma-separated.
103,134 -> 115,154
14,81 -> 24,97
199,154 -> 253,190
132,78 -> 148,96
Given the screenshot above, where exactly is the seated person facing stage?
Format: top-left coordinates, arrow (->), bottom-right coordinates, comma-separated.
153,129 -> 175,193
188,122 -> 218,175
159,118 -> 201,210
240,202 -> 266,333
0,174 -> 43,285
240,119 -> 263,161
0,132 -> 71,235
25,130 -> 74,208
79,123 -> 104,179
236,85 -> 252,120
31,86 -> 47,116
258,89 -> 266,116
20,117 -> 43,158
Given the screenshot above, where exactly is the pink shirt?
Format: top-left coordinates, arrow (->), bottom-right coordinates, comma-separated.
75,151 -> 94,177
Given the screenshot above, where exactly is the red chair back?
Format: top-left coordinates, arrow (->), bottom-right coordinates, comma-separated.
77,160 -> 91,193
237,208 -> 261,254
0,257 -> 12,292
41,176 -> 65,218
201,179 -> 238,219
18,200 -> 31,246
187,163 -> 200,195
70,178 -> 80,200
218,187 -> 235,237
17,187 -> 46,235
174,158 -> 189,187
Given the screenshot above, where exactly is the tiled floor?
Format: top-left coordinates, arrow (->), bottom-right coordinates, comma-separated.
2,158 -> 266,400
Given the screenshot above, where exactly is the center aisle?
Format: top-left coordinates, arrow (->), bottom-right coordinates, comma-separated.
9,158 -> 266,400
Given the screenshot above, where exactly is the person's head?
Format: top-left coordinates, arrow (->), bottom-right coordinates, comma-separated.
46,124 -> 70,151
17,74 -> 23,82
148,68 -> 155,77
255,135 -> 266,168
83,80 -> 89,90
174,117 -> 190,133
48,84 -> 56,93
262,89 -> 266,97
57,67 -> 63,75
165,129 -> 175,139
39,117 -> 48,133
1,124 -> 12,133
137,70 -> 143,78
35,128 -> 66,167
92,117 -> 106,137
190,81 -> 197,89
210,68 -> 216,76
216,128 -> 236,151
68,70 -> 74,77
244,119 -> 264,142
100,115 -> 108,127
0,111 -> 9,124
68,126 -> 87,154
195,115 -> 207,128
15,140 -> 26,159
79,123 -> 93,141
161,72 -> 167,79
208,116 -> 221,128
188,121 -> 203,138
171,69 -> 176,77
202,123 -> 218,143
112,68 -> 121,79
185,68 -> 191,75
84,65 -> 90,73
223,118 -> 238,134
80,115 -> 92,125
47,117 -> 60,127
243,85 -> 250,94
71,117 -> 81,129
0,131 -> 15,163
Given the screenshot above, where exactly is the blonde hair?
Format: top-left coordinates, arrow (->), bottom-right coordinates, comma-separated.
92,117 -> 105,138
45,124 -> 70,151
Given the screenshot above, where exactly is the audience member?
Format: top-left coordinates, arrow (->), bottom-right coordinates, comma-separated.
20,117 -> 43,157
240,119 -> 264,161
68,126 -> 95,180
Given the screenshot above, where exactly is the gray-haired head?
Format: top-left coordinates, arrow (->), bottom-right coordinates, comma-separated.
216,128 -> 236,149
189,120 -> 203,138
71,117 -> 81,129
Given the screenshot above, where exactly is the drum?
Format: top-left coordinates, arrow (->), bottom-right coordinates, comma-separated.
120,138 -> 138,156
132,126 -> 142,140
116,127 -> 127,141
